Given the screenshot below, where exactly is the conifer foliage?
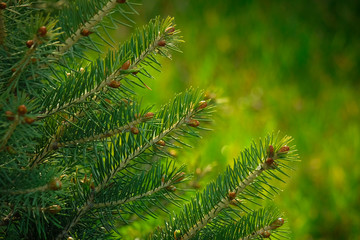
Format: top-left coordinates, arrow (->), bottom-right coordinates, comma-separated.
0,0 -> 298,239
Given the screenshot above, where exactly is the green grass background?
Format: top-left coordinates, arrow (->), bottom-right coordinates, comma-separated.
113,0 -> 360,239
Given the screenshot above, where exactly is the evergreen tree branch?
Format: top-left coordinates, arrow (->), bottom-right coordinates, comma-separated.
95,102 -> 199,191
56,160 -> 183,240
198,207 -> 288,240
55,192 -> 94,240
54,92 -> 209,239
151,135 -> 297,240
54,0 -> 126,58
39,17 -> 180,120
30,112 -> 150,167
1,10 -> 62,97
182,162 -> 267,240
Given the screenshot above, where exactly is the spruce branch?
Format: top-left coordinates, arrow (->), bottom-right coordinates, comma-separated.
199,207 -> 288,240
54,0 -> 125,58
56,160 -> 185,240
53,91 -> 210,238
95,94 -> 206,191
39,16 -> 181,120
7,36 -> 41,92
182,164 -> 265,240
151,134 -> 298,240
30,109 -> 151,167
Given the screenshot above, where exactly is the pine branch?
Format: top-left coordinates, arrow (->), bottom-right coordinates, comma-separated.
0,8 -> 62,97
54,0 -> 124,58
199,207 -> 288,240
53,90 -> 210,239
54,0 -> 139,60
39,16 -> 181,120
182,164 -> 265,240
30,107 -> 152,167
151,134 -> 298,240
95,91 -> 207,191
56,160 -> 185,239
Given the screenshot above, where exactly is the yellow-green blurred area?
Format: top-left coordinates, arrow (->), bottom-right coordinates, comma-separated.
112,0 -> 360,239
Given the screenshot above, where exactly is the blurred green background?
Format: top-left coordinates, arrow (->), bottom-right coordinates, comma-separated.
115,0 -> 360,239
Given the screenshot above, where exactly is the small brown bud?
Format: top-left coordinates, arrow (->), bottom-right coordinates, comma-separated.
11,68 -> 16,72
131,127 -> 139,134
187,119 -> 199,127
144,112 -> 154,120
173,172 -> 185,183
228,191 -> 236,200
161,175 -> 165,184
165,27 -> 175,34
265,157 -> 274,165
17,105 -> 27,115
26,40 -> 34,48
31,58 -> 37,63
108,80 -> 121,88
48,178 -> 62,190
279,145 -> 290,153
80,29 -> 92,37
261,230 -> 271,238
38,26 -> 47,37
5,111 -> 15,121
157,40 -> 166,47
24,117 -> 35,124
117,0 -> 126,3
198,100 -> 207,110
0,2 -> 7,9
121,60 -> 131,70
270,217 -> 285,229
132,71 -> 139,75
268,145 -> 274,157
104,98 -> 111,104
90,182 -> 95,190
156,140 -> 166,146
47,205 -> 61,215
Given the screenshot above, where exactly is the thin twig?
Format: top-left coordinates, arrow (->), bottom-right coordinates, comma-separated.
182,162 -> 268,240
